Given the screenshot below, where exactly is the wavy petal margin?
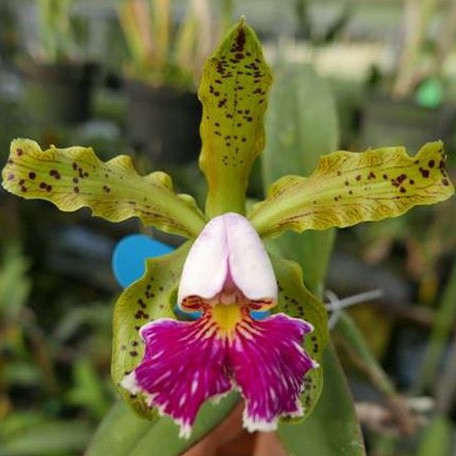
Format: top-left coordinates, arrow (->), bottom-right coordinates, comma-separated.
2,139 -> 207,238
250,142 -> 454,238
198,19 -> 272,216
112,243 -> 190,418
122,315 -> 232,438
122,306 -> 316,438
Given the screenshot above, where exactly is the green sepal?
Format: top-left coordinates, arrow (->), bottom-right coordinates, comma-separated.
2,139 -> 207,238
198,18 -> 272,216
251,141 -> 454,238
271,256 -> 328,421
111,243 -> 190,419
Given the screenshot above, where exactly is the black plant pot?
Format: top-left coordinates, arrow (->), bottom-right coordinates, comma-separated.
358,93 -> 456,152
125,80 -> 201,163
20,61 -> 97,124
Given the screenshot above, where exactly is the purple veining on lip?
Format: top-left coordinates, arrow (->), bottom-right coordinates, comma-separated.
122,308 -> 316,438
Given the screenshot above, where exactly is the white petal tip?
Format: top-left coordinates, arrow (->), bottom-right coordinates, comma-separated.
243,416 -> 279,433
120,371 -> 141,394
178,424 -> 192,439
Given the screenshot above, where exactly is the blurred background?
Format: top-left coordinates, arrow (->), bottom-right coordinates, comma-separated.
0,0 -> 455,455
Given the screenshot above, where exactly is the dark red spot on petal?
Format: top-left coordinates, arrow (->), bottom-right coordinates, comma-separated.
419,167 -> 430,178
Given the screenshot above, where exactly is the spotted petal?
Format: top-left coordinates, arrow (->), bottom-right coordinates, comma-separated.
112,243 -> 190,418
271,256 -> 329,420
250,142 -> 454,238
199,19 -> 272,216
2,139 -> 206,238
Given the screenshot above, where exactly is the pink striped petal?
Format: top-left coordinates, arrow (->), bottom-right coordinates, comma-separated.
229,313 -> 317,432
122,308 -> 318,438
121,316 -> 231,438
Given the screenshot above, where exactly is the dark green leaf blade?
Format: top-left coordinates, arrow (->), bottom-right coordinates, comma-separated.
86,401 -> 152,456
278,345 -> 366,456
261,63 -> 339,295
129,393 -> 239,455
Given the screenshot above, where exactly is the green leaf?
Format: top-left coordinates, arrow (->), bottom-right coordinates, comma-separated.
251,141 -> 454,238
278,345 -> 366,456
86,401 -> 153,456
87,396 -> 240,456
128,393 -> 239,455
262,63 -> 339,181
416,416 -> 453,456
262,63 -> 339,295
335,312 -> 395,396
0,420 -> 92,456
66,358 -> 110,420
198,18 -> 272,216
415,257 -> 456,393
2,139 -> 206,238
111,243 -> 190,418
271,256 -> 328,420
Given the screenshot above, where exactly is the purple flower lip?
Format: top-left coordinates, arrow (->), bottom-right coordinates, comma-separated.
122,213 -> 318,438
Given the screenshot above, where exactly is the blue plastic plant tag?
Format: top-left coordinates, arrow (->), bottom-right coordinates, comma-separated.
112,234 -> 174,288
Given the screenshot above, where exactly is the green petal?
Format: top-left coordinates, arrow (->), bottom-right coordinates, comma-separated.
271,256 -> 328,420
111,243 -> 190,419
198,18 -> 272,216
251,142 -> 454,237
2,139 -> 206,238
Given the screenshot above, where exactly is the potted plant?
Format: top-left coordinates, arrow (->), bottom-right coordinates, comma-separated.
117,0 -> 219,163
359,0 -> 456,153
19,0 -> 97,124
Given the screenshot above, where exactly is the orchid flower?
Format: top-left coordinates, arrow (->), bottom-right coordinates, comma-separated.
122,212 -> 317,437
1,19 -> 453,439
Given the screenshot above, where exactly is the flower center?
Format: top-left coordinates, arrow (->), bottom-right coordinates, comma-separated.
210,303 -> 243,338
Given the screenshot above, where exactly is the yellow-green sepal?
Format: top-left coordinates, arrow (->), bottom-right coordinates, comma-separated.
250,142 -> 454,238
111,243 -> 190,419
2,139 -> 207,238
271,256 -> 328,421
198,18 -> 272,216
